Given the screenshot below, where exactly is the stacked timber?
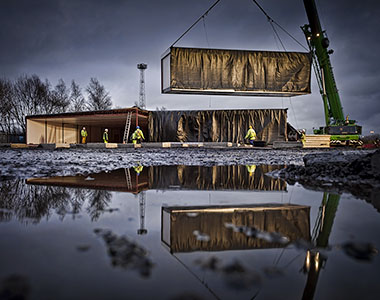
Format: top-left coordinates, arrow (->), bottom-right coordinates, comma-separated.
10,143 -> 28,149
55,143 -> 70,149
105,143 -> 118,149
303,135 -> 330,148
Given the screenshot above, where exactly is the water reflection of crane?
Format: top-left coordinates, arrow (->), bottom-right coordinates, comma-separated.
302,192 -> 340,299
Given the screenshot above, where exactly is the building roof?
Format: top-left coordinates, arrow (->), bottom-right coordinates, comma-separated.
26,107 -> 149,127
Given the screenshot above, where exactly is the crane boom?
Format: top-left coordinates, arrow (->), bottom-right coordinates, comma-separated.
301,0 -> 362,145
302,0 -> 344,124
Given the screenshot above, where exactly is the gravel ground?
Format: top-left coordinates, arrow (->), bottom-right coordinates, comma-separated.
269,149 -> 380,208
1,147 -> 379,210
0,147 -> 326,179
1,147 -> 377,206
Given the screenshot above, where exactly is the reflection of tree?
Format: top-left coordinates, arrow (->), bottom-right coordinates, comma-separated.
86,190 -> 112,221
0,180 -> 71,224
0,180 -> 112,224
69,188 -> 90,219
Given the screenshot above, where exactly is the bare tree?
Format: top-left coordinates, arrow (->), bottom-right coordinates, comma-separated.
49,79 -> 71,113
0,78 -> 16,136
86,78 -> 112,111
11,75 -> 50,133
69,80 -> 86,112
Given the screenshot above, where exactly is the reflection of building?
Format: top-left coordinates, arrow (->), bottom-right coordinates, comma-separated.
161,204 -> 310,253
149,165 -> 286,191
27,168 -> 149,194
27,165 -> 286,193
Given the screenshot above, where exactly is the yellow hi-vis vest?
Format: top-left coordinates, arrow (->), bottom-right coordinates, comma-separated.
245,128 -> 256,140
132,129 -> 144,140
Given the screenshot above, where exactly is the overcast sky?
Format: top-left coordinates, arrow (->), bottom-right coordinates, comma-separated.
1,0 -> 379,134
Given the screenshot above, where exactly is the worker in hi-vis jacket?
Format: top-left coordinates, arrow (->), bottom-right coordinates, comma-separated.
103,128 -> 109,143
300,129 -> 306,147
81,127 -> 88,144
245,125 -> 257,145
132,126 -> 145,144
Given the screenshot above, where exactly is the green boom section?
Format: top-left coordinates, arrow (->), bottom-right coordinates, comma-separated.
302,0 -> 345,125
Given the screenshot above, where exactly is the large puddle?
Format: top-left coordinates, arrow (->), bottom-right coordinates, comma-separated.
0,165 -> 379,299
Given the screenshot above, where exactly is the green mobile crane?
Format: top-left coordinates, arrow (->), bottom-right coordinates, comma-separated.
301,0 -> 362,146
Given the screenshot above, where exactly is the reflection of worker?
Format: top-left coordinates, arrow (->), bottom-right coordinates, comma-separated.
81,127 -> 88,144
246,165 -> 256,176
132,126 -> 145,144
103,129 -> 109,143
245,125 -> 257,145
133,162 -> 144,175
300,129 -> 306,147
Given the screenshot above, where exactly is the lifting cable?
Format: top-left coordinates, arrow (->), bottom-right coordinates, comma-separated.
170,0 -> 221,47
251,0 -> 308,52
251,1 -> 304,130
202,16 -> 213,108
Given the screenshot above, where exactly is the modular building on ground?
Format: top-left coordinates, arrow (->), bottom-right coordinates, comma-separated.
26,107 -> 291,144
26,107 -> 149,144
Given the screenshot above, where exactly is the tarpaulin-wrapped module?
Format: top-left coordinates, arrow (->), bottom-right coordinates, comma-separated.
148,109 -> 287,144
162,47 -> 312,96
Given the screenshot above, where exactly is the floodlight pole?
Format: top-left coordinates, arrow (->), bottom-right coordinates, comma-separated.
137,63 -> 147,109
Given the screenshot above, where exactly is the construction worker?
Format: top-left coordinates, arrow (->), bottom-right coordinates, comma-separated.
300,129 -> 306,147
132,126 -> 145,144
103,128 -> 109,143
245,125 -> 257,145
133,162 -> 143,175
81,127 -> 88,144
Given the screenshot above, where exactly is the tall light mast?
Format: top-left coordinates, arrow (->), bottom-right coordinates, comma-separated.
137,63 -> 147,109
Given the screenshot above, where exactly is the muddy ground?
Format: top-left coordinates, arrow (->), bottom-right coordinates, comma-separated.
1,147 -> 378,206
270,149 -> 380,209
0,147 -> 317,179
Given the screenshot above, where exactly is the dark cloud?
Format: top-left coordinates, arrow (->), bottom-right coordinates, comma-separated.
1,0 -> 379,134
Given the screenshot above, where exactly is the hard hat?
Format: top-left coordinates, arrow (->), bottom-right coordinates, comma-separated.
249,126 -> 253,129
136,126 -> 140,129
105,128 -> 108,132
83,127 -> 86,129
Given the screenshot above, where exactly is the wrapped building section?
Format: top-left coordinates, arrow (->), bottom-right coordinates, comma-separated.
162,47 -> 312,96
149,109 -> 287,144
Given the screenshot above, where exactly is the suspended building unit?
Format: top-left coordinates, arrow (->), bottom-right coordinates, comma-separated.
162,47 -> 312,96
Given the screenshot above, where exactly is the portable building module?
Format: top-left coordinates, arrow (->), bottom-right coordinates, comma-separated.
149,109 -> 288,144
162,47 -> 312,96
26,108 -> 149,144
26,108 -> 288,144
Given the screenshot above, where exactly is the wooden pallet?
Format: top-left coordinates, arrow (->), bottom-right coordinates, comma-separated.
55,143 -> 70,149
303,135 -> 330,148
105,143 -> 118,148
10,143 -> 28,149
